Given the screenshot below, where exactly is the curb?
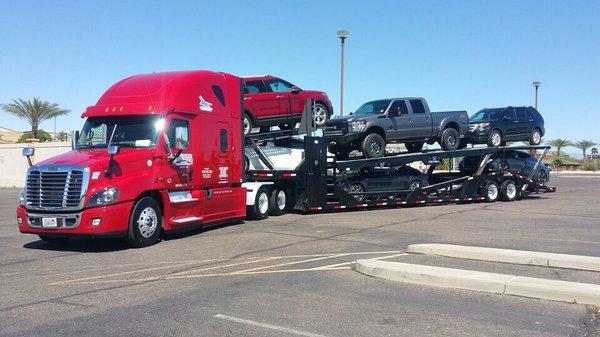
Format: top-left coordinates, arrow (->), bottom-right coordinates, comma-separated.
406,244 -> 600,272
353,259 -> 600,305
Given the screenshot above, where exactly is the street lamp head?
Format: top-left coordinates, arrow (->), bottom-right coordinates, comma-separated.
337,29 -> 349,39
532,81 -> 541,88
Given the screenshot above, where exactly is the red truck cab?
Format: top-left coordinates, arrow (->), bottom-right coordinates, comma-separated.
17,71 -> 246,247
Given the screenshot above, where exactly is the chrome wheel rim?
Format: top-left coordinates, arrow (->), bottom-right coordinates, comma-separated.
137,207 -> 158,238
369,139 -> 383,156
276,190 -> 286,210
506,183 -> 517,199
491,132 -> 501,146
532,130 -> 541,144
447,133 -> 457,147
312,105 -> 327,126
410,181 -> 421,191
258,192 -> 269,214
349,183 -> 365,201
243,116 -> 251,135
487,183 -> 498,200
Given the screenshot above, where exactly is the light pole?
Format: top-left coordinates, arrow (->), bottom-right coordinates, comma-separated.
337,29 -> 349,116
532,81 -> 541,109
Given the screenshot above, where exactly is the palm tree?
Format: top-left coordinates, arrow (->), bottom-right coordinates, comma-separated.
1,98 -> 69,139
546,138 -> 572,157
574,140 -> 597,159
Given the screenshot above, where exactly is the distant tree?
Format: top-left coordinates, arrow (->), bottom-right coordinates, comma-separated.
56,131 -> 69,141
574,140 -> 597,159
546,138 -> 572,157
551,158 -> 563,171
1,98 -> 70,138
18,130 -> 53,143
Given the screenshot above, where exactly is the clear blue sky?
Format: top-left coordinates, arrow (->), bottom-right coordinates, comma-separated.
1,0 -> 598,145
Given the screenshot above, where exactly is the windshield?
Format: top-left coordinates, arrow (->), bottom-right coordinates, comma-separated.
77,116 -> 160,149
470,109 -> 502,122
354,100 -> 391,115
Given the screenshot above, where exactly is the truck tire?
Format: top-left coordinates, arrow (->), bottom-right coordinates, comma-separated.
362,133 -> 385,158
483,180 -> 499,202
127,197 -> 163,248
529,128 -> 542,145
499,179 -> 518,202
487,130 -> 502,147
269,188 -> 287,216
312,103 -> 329,127
243,113 -> 253,136
405,141 -> 424,153
39,236 -> 69,244
247,186 -> 270,220
440,128 -> 460,151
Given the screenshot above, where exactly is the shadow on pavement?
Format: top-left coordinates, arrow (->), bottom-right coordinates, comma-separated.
23,238 -> 128,252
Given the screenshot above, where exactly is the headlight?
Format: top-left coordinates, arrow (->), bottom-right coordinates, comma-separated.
19,189 -> 26,206
349,120 -> 367,133
87,187 -> 119,207
475,122 -> 490,130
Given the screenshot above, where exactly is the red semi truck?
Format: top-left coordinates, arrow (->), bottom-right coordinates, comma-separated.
17,70 -> 555,247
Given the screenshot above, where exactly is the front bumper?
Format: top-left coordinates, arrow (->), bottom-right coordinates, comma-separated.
323,131 -> 363,147
17,201 -> 134,237
464,129 -> 489,144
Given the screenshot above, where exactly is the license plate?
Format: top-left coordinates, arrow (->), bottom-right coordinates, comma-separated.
42,217 -> 58,228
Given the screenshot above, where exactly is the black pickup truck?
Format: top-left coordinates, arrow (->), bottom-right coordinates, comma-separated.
324,97 -> 469,158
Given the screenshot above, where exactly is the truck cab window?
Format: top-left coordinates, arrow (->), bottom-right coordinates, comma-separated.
389,100 -> 409,117
168,119 -> 189,148
503,109 -> 517,120
212,85 -> 226,106
409,100 -> 426,114
220,129 -> 228,153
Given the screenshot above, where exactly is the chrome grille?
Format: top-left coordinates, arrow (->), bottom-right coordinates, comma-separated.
26,169 -> 86,210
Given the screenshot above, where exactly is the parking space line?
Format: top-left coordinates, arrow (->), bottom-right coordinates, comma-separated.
214,314 -> 329,337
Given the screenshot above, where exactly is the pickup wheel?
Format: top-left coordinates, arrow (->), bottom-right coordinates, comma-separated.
440,128 -> 460,151
312,103 -> 329,127
247,186 -> 270,220
529,128 -> 542,145
127,197 -> 163,248
499,179 -> 518,202
243,113 -> 253,136
405,141 -> 424,153
487,130 -> 503,147
269,188 -> 287,216
362,133 -> 385,158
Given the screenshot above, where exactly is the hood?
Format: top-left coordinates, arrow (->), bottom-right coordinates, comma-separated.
326,113 -> 379,125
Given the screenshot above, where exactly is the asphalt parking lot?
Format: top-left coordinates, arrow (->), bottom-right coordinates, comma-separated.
1,175 -> 599,337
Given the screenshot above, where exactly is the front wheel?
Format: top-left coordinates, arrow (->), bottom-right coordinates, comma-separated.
243,113 -> 253,136
487,130 -> 502,147
500,179 -> 518,202
440,128 -> 460,151
312,103 -> 329,127
409,180 -> 422,191
127,197 -> 163,248
361,133 -> 386,158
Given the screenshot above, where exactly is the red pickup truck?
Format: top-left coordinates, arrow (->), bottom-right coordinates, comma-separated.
242,75 -> 333,135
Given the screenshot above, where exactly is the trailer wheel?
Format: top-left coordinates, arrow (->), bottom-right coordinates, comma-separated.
499,179 -> 518,202
269,188 -> 288,216
440,128 -> 460,151
248,186 -> 270,220
127,197 -> 163,248
39,236 -> 69,244
362,133 -> 385,158
483,180 -> 499,202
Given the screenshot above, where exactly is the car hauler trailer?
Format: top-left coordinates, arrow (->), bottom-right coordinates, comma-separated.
16,70 -> 556,247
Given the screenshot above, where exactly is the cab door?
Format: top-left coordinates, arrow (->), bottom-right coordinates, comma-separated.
388,99 -> 411,140
408,99 -> 432,138
500,108 -> 519,140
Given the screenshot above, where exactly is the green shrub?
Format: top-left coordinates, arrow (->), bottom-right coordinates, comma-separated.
17,130 -> 53,143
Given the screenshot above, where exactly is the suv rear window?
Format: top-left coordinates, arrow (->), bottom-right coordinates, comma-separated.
409,100 -> 426,114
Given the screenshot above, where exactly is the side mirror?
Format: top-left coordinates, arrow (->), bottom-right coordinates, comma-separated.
71,130 -> 80,150
291,86 -> 300,94
107,145 -> 120,155
22,147 -> 35,167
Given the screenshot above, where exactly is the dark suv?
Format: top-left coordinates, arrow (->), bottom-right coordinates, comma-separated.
466,106 -> 544,147
242,75 -> 333,135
